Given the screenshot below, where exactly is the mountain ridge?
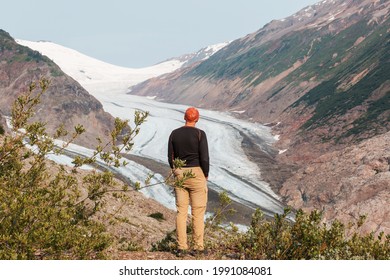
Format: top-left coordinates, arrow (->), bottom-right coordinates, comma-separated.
0,30 -> 117,148
129,0 -> 389,155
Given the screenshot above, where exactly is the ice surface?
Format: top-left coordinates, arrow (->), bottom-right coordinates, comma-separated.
18,39 -> 286,215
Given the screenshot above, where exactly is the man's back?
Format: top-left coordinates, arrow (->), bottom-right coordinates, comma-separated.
168,126 -> 209,177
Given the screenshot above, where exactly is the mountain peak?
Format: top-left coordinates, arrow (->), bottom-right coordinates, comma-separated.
160,41 -> 230,68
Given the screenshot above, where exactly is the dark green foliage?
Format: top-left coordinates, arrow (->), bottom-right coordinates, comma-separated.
118,238 -> 143,252
152,194 -> 390,259
149,212 -> 165,221
345,92 -> 390,138
244,209 -> 389,260
0,29 -> 64,76
0,30 -> 15,51
188,19 -> 380,86
0,79 -> 110,259
289,19 -> 390,139
151,230 -> 177,252
206,208 -> 390,260
294,52 -> 389,135
189,30 -> 313,85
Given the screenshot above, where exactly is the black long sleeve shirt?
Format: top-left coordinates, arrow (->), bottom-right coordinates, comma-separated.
168,126 -> 209,177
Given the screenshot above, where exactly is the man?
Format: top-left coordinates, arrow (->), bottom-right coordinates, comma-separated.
168,107 -> 209,256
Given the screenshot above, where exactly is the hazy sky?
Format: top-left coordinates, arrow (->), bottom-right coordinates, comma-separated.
1,0 -> 320,68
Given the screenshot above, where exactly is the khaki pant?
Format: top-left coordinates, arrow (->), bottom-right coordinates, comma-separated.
174,167 -> 208,250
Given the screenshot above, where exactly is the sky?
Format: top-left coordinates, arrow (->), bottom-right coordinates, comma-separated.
1,0 -> 321,68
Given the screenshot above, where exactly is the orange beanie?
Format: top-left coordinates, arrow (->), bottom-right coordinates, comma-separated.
184,107 -> 199,122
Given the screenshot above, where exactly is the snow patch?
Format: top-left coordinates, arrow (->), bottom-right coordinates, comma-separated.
232,110 -> 246,114
16,39 -> 185,95
278,149 -> 288,154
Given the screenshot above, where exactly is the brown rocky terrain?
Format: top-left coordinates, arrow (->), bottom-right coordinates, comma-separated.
102,184 -> 177,254
279,131 -> 390,235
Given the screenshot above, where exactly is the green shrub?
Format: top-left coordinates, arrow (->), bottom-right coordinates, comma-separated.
207,208 -> 390,260
151,230 -> 177,252
149,212 -> 165,221
0,78 -> 148,259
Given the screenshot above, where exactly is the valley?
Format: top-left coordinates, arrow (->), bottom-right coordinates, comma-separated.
3,0 -> 389,237
16,39 -> 291,225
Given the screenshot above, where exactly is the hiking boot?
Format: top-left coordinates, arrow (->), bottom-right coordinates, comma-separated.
189,249 -> 208,257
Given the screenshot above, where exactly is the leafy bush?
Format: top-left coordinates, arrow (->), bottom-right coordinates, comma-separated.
206,208 -> 390,260
152,191 -> 389,259
151,230 -> 177,253
151,189 -> 388,260
0,79 -> 148,259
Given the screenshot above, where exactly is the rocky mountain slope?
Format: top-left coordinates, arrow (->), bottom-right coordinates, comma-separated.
130,0 -> 389,151
0,30 -> 115,148
280,131 -> 389,234
129,0 -> 390,234
165,42 -> 230,68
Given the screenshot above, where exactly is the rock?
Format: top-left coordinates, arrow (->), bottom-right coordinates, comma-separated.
280,131 -> 390,235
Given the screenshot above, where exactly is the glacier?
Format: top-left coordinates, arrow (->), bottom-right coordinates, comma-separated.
17,39 -> 286,217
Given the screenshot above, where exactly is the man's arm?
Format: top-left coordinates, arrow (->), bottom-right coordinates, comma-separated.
199,131 -> 209,178
167,133 -> 174,169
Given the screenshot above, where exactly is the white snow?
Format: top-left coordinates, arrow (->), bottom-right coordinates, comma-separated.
278,149 -> 288,154
18,39 -> 286,216
203,42 -> 229,57
16,40 -> 185,95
